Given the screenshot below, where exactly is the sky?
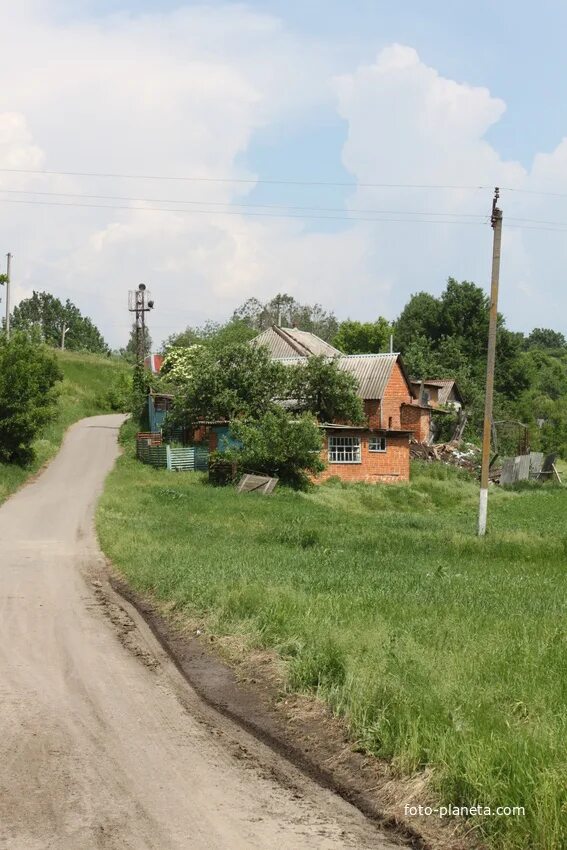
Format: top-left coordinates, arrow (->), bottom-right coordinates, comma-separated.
1,1 -> 567,349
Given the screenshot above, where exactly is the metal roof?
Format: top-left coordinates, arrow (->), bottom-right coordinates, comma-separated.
273,351 -> 411,401
435,379 -> 464,406
411,378 -> 464,405
251,326 -> 342,358
337,353 -> 400,400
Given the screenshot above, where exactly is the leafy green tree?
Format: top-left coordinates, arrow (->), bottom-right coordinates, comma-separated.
332,318 -> 393,353
11,292 -> 108,353
121,323 -> 152,363
227,409 -> 324,488
288,356 -> 365,424
0,332 -> 62,463
171,343 -> 287,424
438,279 -> 492,359
526,328 -> 567,350
233,293 -> 339,341
163,319 -> 256,352
393,291 -> 441,352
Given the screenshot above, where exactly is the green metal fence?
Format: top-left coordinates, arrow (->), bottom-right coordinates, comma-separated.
136,436 -> 208,472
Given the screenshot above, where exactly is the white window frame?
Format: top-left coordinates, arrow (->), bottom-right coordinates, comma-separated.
328,435 -> 361,464
369,435 -> 387,453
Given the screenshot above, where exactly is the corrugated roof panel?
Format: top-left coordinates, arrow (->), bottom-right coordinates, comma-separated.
251,326 -> 342,358
283,328 -> 342,357
337,353 -> 398,399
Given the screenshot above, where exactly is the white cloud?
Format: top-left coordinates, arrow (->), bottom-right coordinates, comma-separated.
0,7 -> 566,348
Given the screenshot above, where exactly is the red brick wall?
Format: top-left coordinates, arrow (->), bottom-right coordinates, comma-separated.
380,362 -> 413,430
400,405 -> 431,443
316,431 -> 410,484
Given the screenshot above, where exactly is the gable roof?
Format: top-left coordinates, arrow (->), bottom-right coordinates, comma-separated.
338,353 -> 413,400
251,325 -> 342,359
411,378 -> 464,406
435,379 -> 465,406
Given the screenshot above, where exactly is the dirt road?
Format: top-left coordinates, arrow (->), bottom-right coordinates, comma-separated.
0,416 -> 399,850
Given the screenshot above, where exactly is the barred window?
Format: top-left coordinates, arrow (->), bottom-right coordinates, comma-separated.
369,435 -> 387,452
328,435 -> 361,463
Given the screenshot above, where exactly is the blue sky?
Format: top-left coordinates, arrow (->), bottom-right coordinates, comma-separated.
2,1 -> 567,346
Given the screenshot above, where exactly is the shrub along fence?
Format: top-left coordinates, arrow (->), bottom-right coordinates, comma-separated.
136,433 -> 209,472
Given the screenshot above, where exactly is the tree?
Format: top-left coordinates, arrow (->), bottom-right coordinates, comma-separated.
332,318 -> 393,354
526,328 -> 567,350
393,291 -> 441,352
11,292 -> 108,354
233,293 -> 339,341
288,355 -> 365,424
121,323 -> 152,363
170,343 -> 287,424
0,332 -> 62,463
163,319 -> 256,353
227,409 -> 324,488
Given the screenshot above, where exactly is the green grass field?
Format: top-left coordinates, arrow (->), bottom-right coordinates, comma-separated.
97,431 -> 567,849
0,349 -> 129,505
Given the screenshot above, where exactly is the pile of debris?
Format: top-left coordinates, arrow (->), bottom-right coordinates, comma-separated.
410,441 -> 480,473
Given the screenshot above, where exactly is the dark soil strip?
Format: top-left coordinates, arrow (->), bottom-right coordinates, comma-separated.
110,575 -> 476,850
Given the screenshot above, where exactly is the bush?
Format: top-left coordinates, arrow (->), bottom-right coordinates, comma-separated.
0,332 -> 62,463
95,370 -> 133,412
227,409 -> 325,489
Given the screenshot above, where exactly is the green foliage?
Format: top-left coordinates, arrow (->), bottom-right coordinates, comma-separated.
332,317 -> 393,353
526,328 -> 567,350
393,291 -> 442,351
0,350 -> 128,504
233,292 -> 339,342
120,322 -> 152,363
0,332 -> 62,463
164,319 -> 256,352
171,343 -> 287,424
11,291 -> 109,354
394,278 -> 560,443
287,355 -> 365,424
96,369 -> 133,412
99,449 -> 567,850
227,408 -> 324,488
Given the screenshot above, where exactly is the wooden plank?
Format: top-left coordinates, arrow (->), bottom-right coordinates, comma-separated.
500,457 -> 516,485
516,455 -> 530,481
236,473 -> 278,495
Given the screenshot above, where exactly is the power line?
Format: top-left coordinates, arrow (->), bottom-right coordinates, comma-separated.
0,166 -> 490,192
0,196 -> 498,227
5,187 -> 567,228
0,187 -> 491,220
501,185 -> 567,199
2,194 -> 567,233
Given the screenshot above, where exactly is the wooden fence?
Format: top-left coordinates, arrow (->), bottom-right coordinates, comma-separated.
136,434 -> 209,472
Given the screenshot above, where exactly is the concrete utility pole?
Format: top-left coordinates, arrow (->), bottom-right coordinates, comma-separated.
60,323 -> 70,350
478,188 -> 503,537
5,253 -> 11,339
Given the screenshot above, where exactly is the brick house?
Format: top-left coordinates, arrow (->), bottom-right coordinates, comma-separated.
252,326 -> 433,484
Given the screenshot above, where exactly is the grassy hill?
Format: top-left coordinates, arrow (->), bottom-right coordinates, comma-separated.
98,439 -> 567,850
0,349 -> 130,505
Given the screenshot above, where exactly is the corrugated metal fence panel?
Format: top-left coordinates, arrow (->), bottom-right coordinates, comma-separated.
169,447 -> 209,472
137,441 -> 168,468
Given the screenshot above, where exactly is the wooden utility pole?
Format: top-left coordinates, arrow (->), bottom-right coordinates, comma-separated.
5,253 -> 11,339
478,188 -> 503,536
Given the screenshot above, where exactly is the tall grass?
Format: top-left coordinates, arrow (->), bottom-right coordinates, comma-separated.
0,350 -> 129,504
97,447 -> 567,849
